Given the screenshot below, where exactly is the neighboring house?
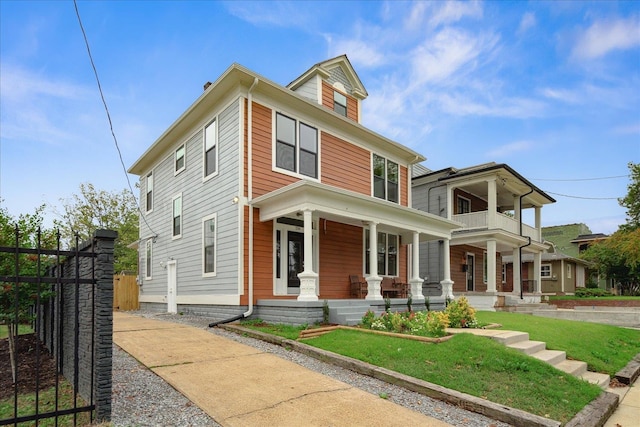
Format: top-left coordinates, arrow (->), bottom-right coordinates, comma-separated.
570,233 -> 612,290
127,56 -> 459,324
412,163 -> 556,310
541,223 -> 592,258
502,252 -> 591,295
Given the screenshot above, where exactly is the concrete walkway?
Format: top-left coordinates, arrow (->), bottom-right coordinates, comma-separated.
113,312 -> 451,426
605,383 -> 639,427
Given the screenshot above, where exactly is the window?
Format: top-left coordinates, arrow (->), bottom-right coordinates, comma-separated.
175,144 -> 185,174
567,264 -> 572,279
541,264 -> 552,278
204,119 -> 217,177
372,154 -> 399,203
145,239 -> 153,279
172,195 -> 182,238
203,214 -> 216,275
502,264 -> 506,283
275,113 -> 318,178
334,91 -> 347,116
483,251 -> 488,283
457,196 -> 470,214
145,172 -> 153,212
365,231 -> 398,276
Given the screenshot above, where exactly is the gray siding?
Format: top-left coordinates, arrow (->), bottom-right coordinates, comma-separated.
294,79 -> 318,103
413,181 -> 448,285
139,99 -> 241,298
328,67 -> 353,94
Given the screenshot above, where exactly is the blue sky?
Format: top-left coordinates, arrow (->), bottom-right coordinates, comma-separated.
1,0 -> 639,235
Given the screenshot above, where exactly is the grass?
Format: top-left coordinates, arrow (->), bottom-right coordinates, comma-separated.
0,324 -> 33,339
304,329 -> 601,423
0,380 -> 91,427
549,295 -> 640,301
476,311 -> 640,375
240,318 -> 306,340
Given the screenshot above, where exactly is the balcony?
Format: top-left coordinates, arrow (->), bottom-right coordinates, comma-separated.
452,211 -> 541,242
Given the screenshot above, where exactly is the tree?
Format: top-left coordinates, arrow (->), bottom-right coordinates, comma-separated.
619,162 -> 639,231
0,203 -> 57,382
54,183 -> 139,273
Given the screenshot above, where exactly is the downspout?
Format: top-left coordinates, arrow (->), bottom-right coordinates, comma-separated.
210,77 -> 259,328
518,187 -> 534,300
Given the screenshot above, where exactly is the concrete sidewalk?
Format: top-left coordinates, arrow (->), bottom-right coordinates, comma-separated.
113,312 -> 451,426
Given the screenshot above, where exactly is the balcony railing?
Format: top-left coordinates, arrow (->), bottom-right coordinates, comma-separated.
452,210 -> 541,242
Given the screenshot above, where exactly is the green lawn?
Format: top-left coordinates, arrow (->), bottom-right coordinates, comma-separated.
549,295 -> 640,301
0,324 -> 33,339
476,311 -> 640,375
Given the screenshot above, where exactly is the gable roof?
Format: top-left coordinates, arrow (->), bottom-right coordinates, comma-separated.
287,54 -> 368,100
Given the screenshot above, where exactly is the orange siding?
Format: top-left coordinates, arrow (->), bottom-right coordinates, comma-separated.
318,220 -> 364,298
346,96 -> 358,122
320,132 -> 371,196
321,82 -> 358,123
400,165 -> 408,207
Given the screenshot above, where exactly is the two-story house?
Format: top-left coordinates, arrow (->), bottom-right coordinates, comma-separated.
412,163 -> 556,310
128,56 -> 459,324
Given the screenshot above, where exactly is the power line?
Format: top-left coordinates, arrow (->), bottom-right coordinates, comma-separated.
73,0 -> 157,239
530,175 -> 629,182
545,191 -> 620,200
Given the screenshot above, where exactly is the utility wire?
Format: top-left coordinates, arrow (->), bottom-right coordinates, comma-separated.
545,191 -> 620,200
530,175 -> 629,182
74,0 -> 158,239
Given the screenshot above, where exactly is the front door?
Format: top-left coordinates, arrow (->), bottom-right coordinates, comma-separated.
466,254 -> 475,291
167,260 -> 177,314
287,231 -> 304,293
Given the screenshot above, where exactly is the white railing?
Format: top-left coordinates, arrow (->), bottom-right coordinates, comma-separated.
452,210 -> 541,242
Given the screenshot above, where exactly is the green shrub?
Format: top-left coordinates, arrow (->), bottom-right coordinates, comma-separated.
361,310 -> 376,328
444,296 -> 477,328
575,288 -> 612,298
426,311 -> 449,337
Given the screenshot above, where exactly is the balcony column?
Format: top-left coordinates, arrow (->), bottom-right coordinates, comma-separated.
512,247 -> 522,296
297,209 -> 318,301
446,184 -> 454,220
533,251 -> 542,293
487,178 -> 497,229
487,239 -> 497,292
535,206 -> 542,241
365,222 -> 383,301
440,238 -> 454,300
409,231 -> 424,301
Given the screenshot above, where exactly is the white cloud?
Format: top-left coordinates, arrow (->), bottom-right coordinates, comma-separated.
427,0 -> 483,28
540,87 -> 581,104
438,92 -> 546,119
223,1 -> 316,30
486,141 -> 533,158
518,12 -> 536,34
572,15 -> 640,60
612,123 -> 640,136
327,38 -> 386,68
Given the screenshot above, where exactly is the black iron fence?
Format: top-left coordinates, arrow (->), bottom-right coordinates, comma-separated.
0,228 -> 116,426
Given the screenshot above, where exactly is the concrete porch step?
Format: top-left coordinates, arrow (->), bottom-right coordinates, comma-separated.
491,331 -> 529,345
581,371 -> 611,388
531,349 -> 567,366
507,340 -> 546,355
554,359 -> 588,376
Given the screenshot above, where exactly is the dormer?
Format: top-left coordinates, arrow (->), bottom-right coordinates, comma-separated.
287,55 -> 368,123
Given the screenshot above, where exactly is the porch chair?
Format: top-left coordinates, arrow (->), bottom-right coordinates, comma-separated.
349,275 -> 367,298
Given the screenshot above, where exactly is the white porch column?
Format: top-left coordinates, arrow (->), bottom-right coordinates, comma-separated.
535,206 -> 542,241
409,231 -> 424,301
513,248 -> 522,296
513,195 -> 521,223
440,238 -> 454,300
533,251 -> 542,294
365,222 -> 383,301
446,185 -> 454,220
487,178 -> 497,229
487,239 -> 497,292
297,209 -> 318,301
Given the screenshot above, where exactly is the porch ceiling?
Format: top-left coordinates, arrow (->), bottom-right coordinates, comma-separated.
251,181 -> 461,241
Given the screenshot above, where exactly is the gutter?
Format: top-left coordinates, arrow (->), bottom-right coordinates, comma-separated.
210,77 -> 259,328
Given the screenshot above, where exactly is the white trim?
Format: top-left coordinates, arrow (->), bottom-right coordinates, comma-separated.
171,193 -> 183,240
167,260 -> 177,314
273,219 -> 319,295
371,153 -> 400,204
541,263 -> 552,278
483,250 -> 488,284
145,171 -> 154,213
238,99 -> 245,296
174,143 -> 186,175
363,229 -> 399,277
144,238 -> 153,280
203,117 -> 219,182
466,252 -> 476,291
176,294 -> 241,305
202,213 -> 217,277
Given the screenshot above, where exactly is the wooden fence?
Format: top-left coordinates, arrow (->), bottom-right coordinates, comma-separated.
113,274 -> 139,311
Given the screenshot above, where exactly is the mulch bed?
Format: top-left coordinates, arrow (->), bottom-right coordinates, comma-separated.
0,334 -> 58,400
553,299 -> 640,309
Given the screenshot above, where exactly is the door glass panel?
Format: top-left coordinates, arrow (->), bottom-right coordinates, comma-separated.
467,255 -> 474,291
288,232 -> 304,289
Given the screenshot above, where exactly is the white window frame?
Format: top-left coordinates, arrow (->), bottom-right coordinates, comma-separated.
202,213 -> 217,277
334,91 -> 347,116
204,118 -> 219,180
541,263 -> 552,279
145,239 -> 153,280
457,195 -> 471,214
172,194 -> 183,240
175,144 -> 186,175
273,111 -> 319,180
364,230 -> 399,277
145,171 -> 153,213
372,154 -> 399,203
567,263 -> 572,279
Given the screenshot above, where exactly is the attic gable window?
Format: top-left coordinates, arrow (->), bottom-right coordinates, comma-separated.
175,144 -> 185,174
275,112 -> 318,179
373,154 -> 398,203
334,91 -> 347,117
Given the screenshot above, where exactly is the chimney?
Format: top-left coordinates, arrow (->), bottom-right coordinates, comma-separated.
203,81 -> 212,91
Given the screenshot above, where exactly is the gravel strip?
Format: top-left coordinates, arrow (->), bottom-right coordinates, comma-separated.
112,312 -> 510,426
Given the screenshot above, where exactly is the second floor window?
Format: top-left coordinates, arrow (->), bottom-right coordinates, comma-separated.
146,172 -> 153,212
334,91 -> 347,116
457,196 -> 470,214
175,144 -> 185,174
172,195 -> 182,238
373,154 -> 398,203
275,113 -> 318,179
205,119 -> 217,177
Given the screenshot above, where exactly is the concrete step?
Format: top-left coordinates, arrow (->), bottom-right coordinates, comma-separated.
491,331 -> 529,345
507,340 -> 546,355
581,371 -> 610,388
531,349 -> 566,365
554,359 -> 588,376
